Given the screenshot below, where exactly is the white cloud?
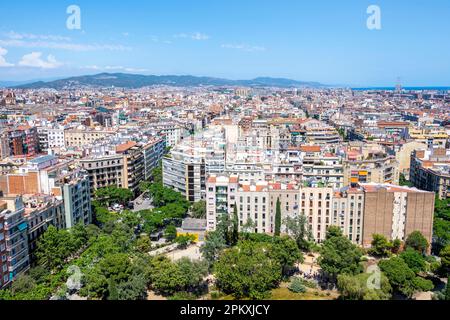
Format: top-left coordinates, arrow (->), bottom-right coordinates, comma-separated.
122,32 -> 130,37
221,43 -> 266,52
0,47 -> 14,67
5,31 -> 71,42
149,36 -> 172,45
83,65 -> 101,70
81,65 -> 148,73
0,39 -> 131,52
173,32 -> 210,41
18,52 -> 63,69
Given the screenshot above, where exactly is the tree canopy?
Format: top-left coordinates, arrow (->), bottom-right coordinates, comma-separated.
378,256 -> 434,298
94,186 -> 133,207
214,241 -> 282,299
318,227 -> 364,279
405,231 -> 429,254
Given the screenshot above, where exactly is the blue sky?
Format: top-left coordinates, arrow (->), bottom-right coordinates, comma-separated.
0,0 -> 449,86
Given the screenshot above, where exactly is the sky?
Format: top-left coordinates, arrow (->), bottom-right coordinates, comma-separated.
0,0 -> 449,87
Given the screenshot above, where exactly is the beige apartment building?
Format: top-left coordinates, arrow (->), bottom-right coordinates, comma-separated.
206,174 -> 434,248
64,128 -> 116,148
395,141 -> 427,179
343,155 -> 399,186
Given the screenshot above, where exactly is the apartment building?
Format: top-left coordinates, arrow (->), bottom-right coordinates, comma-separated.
81,138 -> 165,195
206,175 -> 434,248
395,141 -> 427,179
409,127 -> 448,148
0,212 -> 7,288
60,172 -> 92,228
0,155 -> 93,230
37,125 -> 65,152
206,175 -> 238,231
64,127 -> 116,148
0,130 -> 10,160
343,153 -> 399,186
24,196 -> 65,264
301,119 -> 341,145
298,187 -> 334,242
80,154 -> 126,194
410,148 -> 450,199
142,138 -> 166,180
158,124 -> 183,148
239,182 -> 272,234
7,126 -> 39,158
361,184 -> 434,250
302,152 -> 344,188
163,128 -> 226,201
333,187 -> 365,244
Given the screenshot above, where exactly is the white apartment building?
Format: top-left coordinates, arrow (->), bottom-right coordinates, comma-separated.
163,128 -> 226,202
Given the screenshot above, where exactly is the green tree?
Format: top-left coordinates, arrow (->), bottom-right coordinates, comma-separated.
176,258 -> 209,294
214,241 -> 282,299
28,266 -> 50,285
269,236 -> 304,277
337,272 -> 392,300
116,275 -> 148,300
241,217 -> 256,234
216,213 -> 233,246
136,236 -> 151,253
369,234 -> 393,257
201,230 -> 227,267
107,279 -> 119,300
400,248 -> 427,274
11,275 -> 36,295
379,257 -> 434,298
175,234 -> 196,249
191,201 -> 206,219
164,224 -> 178,242
284,215 -> 314,251
392,239 -> 402,254
231,204 -> 239,246
434,218 -> 450,250
274,198 -> 281,237
151,164 -> 163,184
94,186 -> 134,207
98,253 -> 133,284
150,258 -> 185,296
35,226 -> 77,271
93,205 -> 116,225
326,225 -> 343,239
405,231 -> 429,254
318,227 -> 364,280
440,245 -> 450,273
399,174 -> 413,187
81,269 -> 109,299
288,278 -> 307,293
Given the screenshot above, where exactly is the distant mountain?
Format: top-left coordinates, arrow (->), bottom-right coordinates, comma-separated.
13,73 -> 328,89
0,77 -> 64,88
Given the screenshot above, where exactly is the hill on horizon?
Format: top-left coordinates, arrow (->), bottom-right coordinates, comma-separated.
12,73 -> 329,89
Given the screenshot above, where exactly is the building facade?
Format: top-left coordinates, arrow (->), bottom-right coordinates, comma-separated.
206,175 -> 435,248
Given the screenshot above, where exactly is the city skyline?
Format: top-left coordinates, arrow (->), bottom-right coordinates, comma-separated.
0,0 -> 449,87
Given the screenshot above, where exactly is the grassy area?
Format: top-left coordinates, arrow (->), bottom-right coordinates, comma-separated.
270,287 -> 337,300
212,283 -> 339,301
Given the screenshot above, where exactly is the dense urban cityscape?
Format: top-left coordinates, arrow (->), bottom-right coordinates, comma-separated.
0,83 -> 449,301
0,0 -> 449,308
